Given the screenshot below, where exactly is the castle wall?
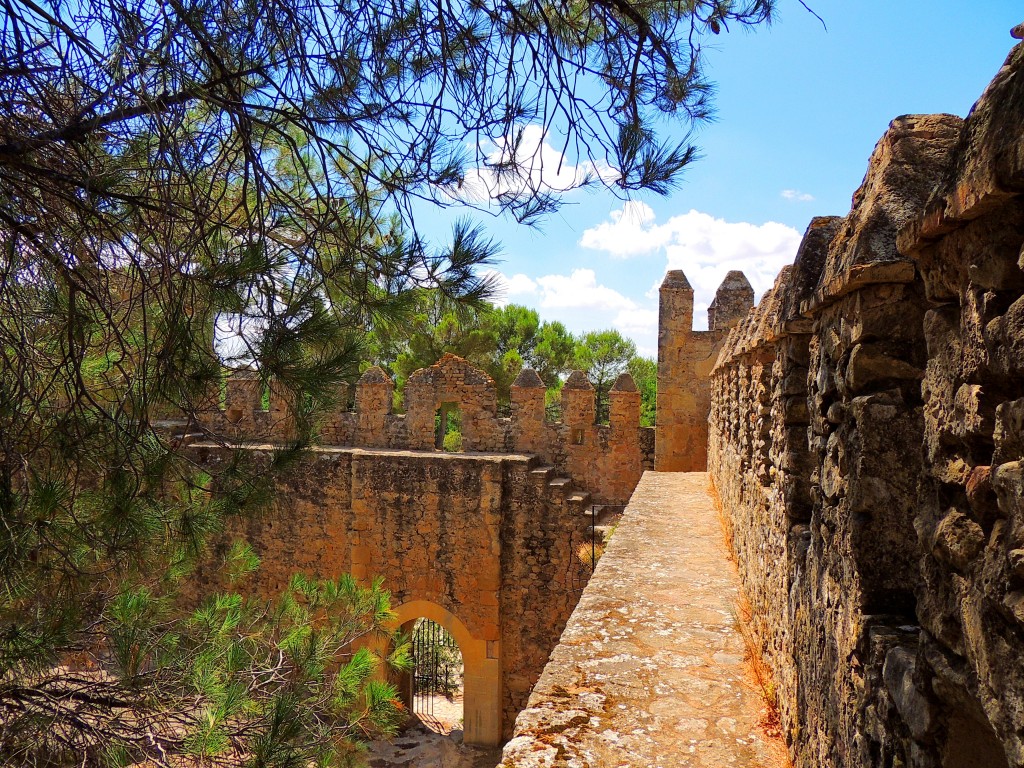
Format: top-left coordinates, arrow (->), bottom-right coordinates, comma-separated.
709,42 -> 1024,768
656,270 -> 753,471
190,444 -> 591,743
196,353 -> 650,507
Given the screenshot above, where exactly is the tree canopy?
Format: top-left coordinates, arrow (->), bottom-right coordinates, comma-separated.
0,0 -> 776,762
573,329 -> 637,423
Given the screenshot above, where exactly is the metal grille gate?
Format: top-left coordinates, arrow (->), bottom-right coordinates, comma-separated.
411,618 -> 460,717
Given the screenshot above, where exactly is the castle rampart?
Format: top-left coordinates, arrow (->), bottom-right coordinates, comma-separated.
655,269 -> 754,471
197,353 -> 652,507
709,40 -> 1024,768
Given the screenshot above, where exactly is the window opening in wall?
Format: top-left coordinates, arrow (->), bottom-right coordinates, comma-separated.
411,618 -> 464,733
435,402 -> 462,451
572,427 -> 585,445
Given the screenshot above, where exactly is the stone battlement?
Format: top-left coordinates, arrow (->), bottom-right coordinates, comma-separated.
196,353 -> 652,506
708,38 -> 1024,768
655,269 -> 754,471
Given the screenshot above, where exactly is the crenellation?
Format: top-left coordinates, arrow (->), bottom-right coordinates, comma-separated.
196,354 -> 651,506
608,372 -> 641,429
182,42 -> 1024,761
709,270 -> 755,331
509,368 -> 547,454
709,44 -> 1024,768
559,370 -> 596,427
656,268 -> 754,471
224,369 -> 262,423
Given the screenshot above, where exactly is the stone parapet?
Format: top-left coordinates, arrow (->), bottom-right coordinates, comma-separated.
656,270 -> 754,471
194,353 -> 650,506
189,444 -> 591,744
709,39 -> 1024,768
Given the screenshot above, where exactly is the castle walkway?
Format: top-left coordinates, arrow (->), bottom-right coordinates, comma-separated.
499,472 -> 785,767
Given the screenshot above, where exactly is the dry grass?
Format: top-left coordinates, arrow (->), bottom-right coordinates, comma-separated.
733,597 -> 782,736
709,475 -> 793,768
732,595 -> 794,768
706,475 -> 737,564
575,540 -> 604,569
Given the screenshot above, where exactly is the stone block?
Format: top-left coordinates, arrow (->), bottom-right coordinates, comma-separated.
994,398 -> 1024,464
845,344 -> 924,394
882,646 -> 936,741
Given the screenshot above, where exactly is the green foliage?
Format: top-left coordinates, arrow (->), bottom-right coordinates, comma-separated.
374,296 -> 579,409
573,329 -> 637,423
442,430 -> 464,453
411,620 -> 463,698
0,0 -> 779,759
627,356 -> 658,427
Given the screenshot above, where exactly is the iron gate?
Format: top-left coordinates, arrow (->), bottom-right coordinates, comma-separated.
411,618 -> 461,717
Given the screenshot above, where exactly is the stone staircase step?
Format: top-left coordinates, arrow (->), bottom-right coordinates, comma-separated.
548,477 -> 572,490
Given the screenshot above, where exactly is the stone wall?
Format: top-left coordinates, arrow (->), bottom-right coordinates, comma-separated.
709,40 -> 1024,768
197,354 -> 652,506
191,444 -> 592,745
656,270 -> 753,471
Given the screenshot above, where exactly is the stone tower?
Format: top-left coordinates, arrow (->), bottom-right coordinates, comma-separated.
655,270 -> 753,471
708,271 -> 755,331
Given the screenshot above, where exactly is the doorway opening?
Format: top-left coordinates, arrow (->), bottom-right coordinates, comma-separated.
435,402 -> 463,452
409,618 -> 464,735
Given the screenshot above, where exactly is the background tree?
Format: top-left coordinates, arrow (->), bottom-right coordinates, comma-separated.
627,355 -> 658,427
390,289 -> 500,392
0,0 -> 779,762
573,329 -> 637,423
480,305 -> 576,399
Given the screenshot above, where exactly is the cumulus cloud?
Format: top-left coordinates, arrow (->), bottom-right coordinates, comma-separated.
580,205 -> 802,329
781,189 -> 815,202
577,201 -> 670,257
454,124 -> 618,203
533,269 -> 635,311
486,270 -> 537,306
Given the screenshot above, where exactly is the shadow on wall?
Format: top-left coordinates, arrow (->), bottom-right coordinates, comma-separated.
709,37 -> 1024,768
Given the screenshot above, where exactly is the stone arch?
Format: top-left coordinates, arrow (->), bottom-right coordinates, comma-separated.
391,600 -> 501,746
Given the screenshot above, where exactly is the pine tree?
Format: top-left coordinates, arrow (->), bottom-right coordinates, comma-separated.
0,0 -> 777,762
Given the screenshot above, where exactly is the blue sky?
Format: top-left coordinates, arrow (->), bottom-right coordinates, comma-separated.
425,2 -> 1022,357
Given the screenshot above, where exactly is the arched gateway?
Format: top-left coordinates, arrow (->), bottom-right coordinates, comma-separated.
191,354 -> 653,743
392,601 -> 501,745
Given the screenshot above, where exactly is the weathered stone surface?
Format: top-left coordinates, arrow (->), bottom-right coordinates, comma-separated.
197,354 -> 651,507
657,270 -> 753,471
499,473 -> 783,768
610,371 -> 637,392
189,444 -> 591,745
803,113 -> 963,314
510,367 -> 544,389
781,216 -> 841,328
709,42 -> 1024,768
709,270 -> 755,331
883,647 -> 936,741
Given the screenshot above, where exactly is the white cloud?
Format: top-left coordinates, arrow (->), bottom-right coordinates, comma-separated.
781,189 -> 815,202
534,269 -> 635,311
580,206 -> 802,329
488,268 -> 659,351
454,124 -> 618,203
486,270 -> 537,306
577,201 -> 669,257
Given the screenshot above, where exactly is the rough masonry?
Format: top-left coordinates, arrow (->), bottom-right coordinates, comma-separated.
205,353 -> 651,507
709,39 -> 1024,768
656,270 -> 754,471
188,354 -> 652,745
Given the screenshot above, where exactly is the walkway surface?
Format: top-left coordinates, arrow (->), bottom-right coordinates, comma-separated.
498,471 -> 785,768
